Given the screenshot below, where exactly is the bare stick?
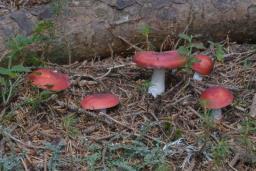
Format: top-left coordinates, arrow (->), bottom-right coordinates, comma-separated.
1,127 -> 45,149
21,158 -> 29,171
228,153 -> 240,171
118,36 -> 143,51
250,93 -> 256,118
96,64 -> 128,80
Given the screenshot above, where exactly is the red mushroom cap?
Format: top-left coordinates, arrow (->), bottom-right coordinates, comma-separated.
192,55 -> 214,75
80,93 -> 119,110
27,68 -> 70,91
200,86 -> 234,109
133,50 -> 187,69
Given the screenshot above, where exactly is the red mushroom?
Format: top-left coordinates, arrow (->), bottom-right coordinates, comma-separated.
27,68 -> 70,91
80,93 -> 119,113
200,86 -> 234,121
192,55 -> 214,81
133,50 -> 187,97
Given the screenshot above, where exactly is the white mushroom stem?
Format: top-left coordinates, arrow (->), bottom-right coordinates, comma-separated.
212,109 -> 223,121
99,109 -> 107,114
171,69 -> 177,75
193,72 -> 203,81
148,69 -> 166,98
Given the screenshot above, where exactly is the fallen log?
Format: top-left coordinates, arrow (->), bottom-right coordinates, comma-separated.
0,0 -> 256,62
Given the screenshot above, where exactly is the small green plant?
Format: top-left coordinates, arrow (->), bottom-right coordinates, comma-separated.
199,98 -> 216,133
139,24 -> 152,50
0,20 -> 55,116
177,33 -> 205,70
137,80 -> 152,93
139,24 -> 150,38
212,139 -> 231,166
5,20 -> 54,67
7,35 -> 37,67
208,41 -> 225,62
34,20 -> 54,35
163,121 -> 182,140
62,114 -> 80,138
0,65 -> 31,77
200,109 -> 215,132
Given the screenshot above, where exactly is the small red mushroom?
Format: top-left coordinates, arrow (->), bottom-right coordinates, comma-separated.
27,68 -> 70,91
133,50 -> 187,97
200,86 -> 234,121
192,55 -> 214,81
80,93 -> 119,113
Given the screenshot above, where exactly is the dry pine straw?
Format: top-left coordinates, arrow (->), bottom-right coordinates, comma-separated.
3,44 -> 256,170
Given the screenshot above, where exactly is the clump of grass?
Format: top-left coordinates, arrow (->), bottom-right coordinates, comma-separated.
239,118 -> 256,161
62,114 -> 80,139
211,139 -> 231,166
50,0 -> 68,16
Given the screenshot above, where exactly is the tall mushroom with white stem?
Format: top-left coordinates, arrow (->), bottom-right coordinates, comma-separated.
192,55 -> 214,81
200,86 -> 234,121
133,51 -> 187,97
80,93 -> 119,114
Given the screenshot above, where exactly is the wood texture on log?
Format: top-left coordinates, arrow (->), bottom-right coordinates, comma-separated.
0,0 -> 256,62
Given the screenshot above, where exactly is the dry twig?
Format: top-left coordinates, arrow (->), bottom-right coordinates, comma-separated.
250,93 -> 256,118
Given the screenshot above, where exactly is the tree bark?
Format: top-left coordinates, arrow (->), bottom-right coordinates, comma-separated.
0,0 -> 256,62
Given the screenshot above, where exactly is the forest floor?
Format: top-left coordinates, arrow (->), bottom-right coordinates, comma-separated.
0,0 -> 256,171
0,42 -> 255,171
